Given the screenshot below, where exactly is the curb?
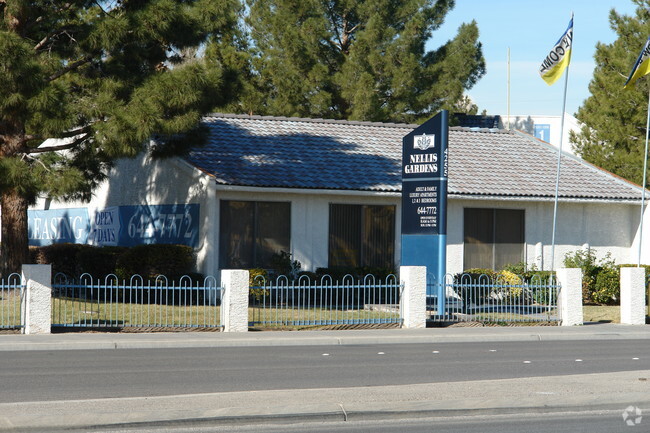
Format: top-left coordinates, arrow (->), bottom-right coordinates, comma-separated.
4,392 -> 650,431
1,325 -> 650,351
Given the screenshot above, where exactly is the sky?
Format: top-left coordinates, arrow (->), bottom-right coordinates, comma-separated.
428,0 -> 639,117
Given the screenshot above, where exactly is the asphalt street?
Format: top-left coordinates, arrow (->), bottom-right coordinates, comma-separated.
0,339 -> 649,403
0,325 -> 649,431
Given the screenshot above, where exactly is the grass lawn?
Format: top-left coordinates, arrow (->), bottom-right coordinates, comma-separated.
582,305 -> 623,323
249,305 -> 400,327
51,297 -> 221,328
0,291 -> 22,328
49,297 -> 400,329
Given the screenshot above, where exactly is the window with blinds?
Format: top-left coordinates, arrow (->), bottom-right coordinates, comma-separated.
219,200 -> 291,269
463,208 -> 525,270
328,204 -> 395,269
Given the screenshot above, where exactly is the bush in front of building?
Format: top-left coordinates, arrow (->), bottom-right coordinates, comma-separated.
115,244 -> 196,282
563,249 -> 622,305
314,266 -> 396,281
32,243 -> 199,282
31,244 -> 128,278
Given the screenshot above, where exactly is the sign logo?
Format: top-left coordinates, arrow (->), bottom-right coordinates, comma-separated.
414,133 -> 434,151
622,406 -> 642,426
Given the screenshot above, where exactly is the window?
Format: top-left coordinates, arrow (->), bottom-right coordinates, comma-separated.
328,204 -> 395,269
219,200 -> 290,269
464,208 -> 525,270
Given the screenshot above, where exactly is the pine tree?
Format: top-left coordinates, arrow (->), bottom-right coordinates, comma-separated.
0,0 -> 240,275
219,0 -> 485,123
572,1 -> 650,184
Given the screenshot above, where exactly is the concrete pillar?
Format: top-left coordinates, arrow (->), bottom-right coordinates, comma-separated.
400,266 -> 426,329
620,267 -> 646,325
556,268 -> 583,326
220,270 -> 249,332
21,265 -> 52,335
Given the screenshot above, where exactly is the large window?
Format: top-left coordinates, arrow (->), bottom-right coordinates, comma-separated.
329,204 -> 395,269
464,208 -> 525,270
219,200 -> 291,269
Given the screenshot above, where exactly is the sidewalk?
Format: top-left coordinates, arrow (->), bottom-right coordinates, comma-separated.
2,370 -> 649,431
1,323 -> 650,352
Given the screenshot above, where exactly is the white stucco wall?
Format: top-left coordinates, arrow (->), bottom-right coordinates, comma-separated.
447,198 -> 641,275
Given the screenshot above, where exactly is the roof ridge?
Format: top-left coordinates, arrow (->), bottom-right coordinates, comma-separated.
449,126 -> 509,134
204,112 -> 417,129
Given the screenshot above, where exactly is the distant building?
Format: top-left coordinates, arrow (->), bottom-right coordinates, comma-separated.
502,113 -> 581,156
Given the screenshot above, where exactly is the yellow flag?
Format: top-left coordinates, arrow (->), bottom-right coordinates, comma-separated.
624,37 -> 650,89
539,17 -> 573,85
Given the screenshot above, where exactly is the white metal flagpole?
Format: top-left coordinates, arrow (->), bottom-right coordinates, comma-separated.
637,87 -> 650,267
507,47 -> 511,130
549,56 -> 570,273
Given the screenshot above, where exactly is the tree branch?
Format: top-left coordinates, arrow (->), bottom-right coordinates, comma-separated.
59,125 -> 93,138
26,133 -> 89,154
48,56 -> 91,82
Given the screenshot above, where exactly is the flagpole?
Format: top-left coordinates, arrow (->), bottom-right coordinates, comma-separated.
549,61 -> 570,273
507,47 -> 511,130
638,86 -> 650,267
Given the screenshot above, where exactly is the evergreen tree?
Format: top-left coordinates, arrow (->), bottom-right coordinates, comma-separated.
0,0 -> 240,275
572,1 -> 650,184
220,0 -> 485,123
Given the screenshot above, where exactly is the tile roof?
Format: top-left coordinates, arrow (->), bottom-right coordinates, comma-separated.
183,113 -> 644,201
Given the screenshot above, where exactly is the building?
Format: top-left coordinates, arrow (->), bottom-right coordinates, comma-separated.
29,114 -> 649,276
504,113 -> 581,156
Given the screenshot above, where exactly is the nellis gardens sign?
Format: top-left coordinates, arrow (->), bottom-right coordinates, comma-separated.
401,110 -> 448,315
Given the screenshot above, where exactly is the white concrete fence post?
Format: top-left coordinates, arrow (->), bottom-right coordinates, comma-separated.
620,267 -> 646,325
220,269 -> 249,332
556,268 -> 583,326
21,264 -> 52,335
399,266 -> 427,329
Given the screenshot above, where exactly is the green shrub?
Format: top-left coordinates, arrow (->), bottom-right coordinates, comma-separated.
115,244 -> 195,281
75,246 -> 128,279
315,266 -> 396,281
31,244 -> 82,276
458,268 -> 497,282
563,249 -> 620,304
248,268 -> 269,301
270,251 -> 301,279
501,262 -> 528,276
593,266 -> 620,305
32,244 -> 195,282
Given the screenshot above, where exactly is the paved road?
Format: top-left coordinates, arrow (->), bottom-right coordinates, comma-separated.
2,326 -> 650,431
1,339 -> 649,403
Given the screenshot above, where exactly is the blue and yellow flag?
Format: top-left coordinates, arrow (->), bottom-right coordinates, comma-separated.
539,17 -> 574,85
624,37 -> 650,89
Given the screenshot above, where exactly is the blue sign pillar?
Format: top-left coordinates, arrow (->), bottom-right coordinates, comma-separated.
401,111 -> 449,315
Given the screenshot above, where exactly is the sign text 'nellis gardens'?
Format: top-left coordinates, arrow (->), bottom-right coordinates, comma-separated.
401,110 -> 449,311
401,129 -> 448,236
